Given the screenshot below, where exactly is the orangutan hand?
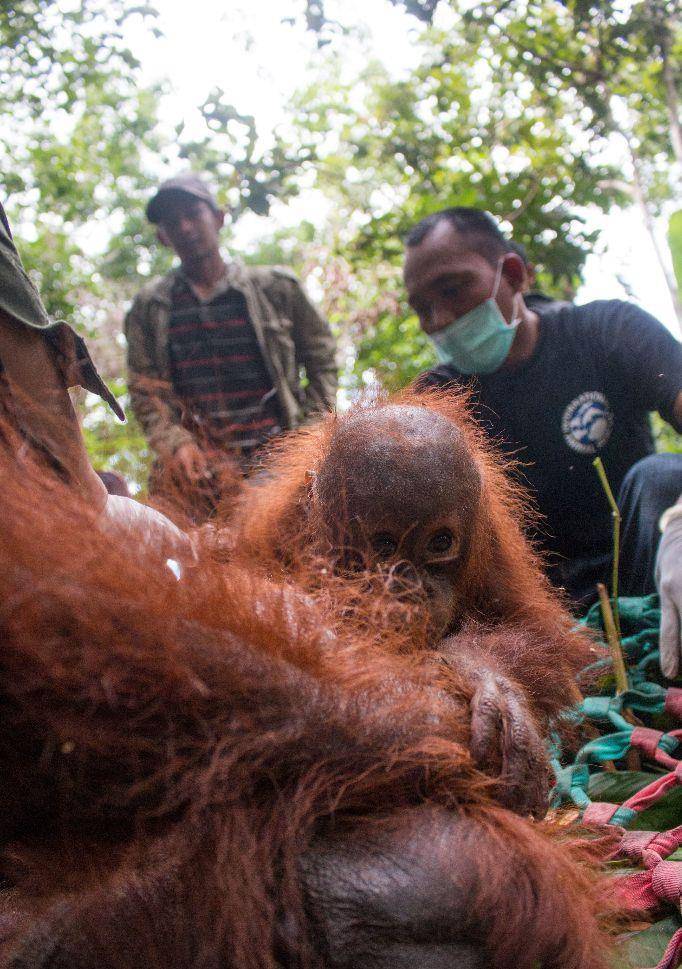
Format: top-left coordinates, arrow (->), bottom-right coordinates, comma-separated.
438,636 -> 551,819
467,666 -> 551,819
174,442 -> 210,483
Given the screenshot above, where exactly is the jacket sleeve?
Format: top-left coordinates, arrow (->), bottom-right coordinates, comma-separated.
285,277 -> 338,414
124,293 -> 195,456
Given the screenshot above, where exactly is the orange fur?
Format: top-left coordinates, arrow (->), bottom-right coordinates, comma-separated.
0,439 -> 613,967
232,387 -> 601,725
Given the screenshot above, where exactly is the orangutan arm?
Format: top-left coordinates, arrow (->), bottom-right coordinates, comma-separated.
1,806 -> 610,969
302,805 -> 610,969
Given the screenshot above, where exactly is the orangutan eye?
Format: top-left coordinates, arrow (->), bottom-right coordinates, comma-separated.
426,529 -> 454,555
371,532 -> 398,558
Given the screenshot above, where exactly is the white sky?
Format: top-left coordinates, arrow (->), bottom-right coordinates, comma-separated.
124,0 -> 680,333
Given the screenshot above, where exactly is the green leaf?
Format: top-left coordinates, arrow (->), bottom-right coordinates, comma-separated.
668,210 -> 682,301
619,915 -> 682,969
632,786 -> 682,832
588,771 -> 656,803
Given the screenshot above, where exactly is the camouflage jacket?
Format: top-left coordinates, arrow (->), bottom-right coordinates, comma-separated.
124,261 -> 338,456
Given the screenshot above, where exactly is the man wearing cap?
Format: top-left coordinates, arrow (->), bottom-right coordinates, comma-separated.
125,173 -> 338,512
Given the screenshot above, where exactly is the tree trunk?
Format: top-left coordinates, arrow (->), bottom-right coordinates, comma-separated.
659,16 -> 682,170
628,140 -> 682,329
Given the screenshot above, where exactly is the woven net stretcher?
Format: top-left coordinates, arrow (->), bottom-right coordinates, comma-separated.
552,595 -> 682,968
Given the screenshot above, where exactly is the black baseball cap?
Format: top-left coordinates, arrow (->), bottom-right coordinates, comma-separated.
146,173 -> 219,224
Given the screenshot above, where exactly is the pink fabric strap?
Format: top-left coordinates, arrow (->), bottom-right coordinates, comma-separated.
630,726 -> 675,767
655,928 -> 682,969
619,862 -> 682,913
582,801 -> 621,825
618,870 -> 659,910
617,829 -> 658,862
651,862 -> 682,906
624,764 -> 682,812
665,688 -> 682,721
644,827 -> 682,868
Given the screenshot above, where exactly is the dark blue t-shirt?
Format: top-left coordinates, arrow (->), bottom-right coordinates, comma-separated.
420,300 -> 682,582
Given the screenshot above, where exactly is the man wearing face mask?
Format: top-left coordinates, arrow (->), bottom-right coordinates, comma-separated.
406,207 -> 682,667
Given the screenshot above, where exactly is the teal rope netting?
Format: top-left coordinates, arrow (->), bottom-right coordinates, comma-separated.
551,595 -> 682,969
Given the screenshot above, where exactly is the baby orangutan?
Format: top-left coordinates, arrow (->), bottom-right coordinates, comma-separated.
233,388 -> 599,815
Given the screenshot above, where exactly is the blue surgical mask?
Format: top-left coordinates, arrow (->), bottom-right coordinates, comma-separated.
428,257 -> 521,374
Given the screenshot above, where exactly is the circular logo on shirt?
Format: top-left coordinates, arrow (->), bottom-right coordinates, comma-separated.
561,392 -> 614,455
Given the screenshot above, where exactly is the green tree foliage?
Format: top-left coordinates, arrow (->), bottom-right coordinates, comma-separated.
2,0 -> 170,311
177,88 -> 313,219
286,0 -> 680,388
2,2 -> 310,487
286,30 -> 623,388
2,0 -> 169,485
4,0 -> 681,481
457,1 -> 682,323
302,0 -> 439,29
670,210 -> 682,300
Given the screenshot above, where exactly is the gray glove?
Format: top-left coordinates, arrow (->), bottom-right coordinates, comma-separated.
656,506 -> 682,679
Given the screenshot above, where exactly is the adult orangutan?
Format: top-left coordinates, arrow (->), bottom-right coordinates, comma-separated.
0,210 -> 610,965
0,457 -> 612,969
232,388 -> 601,809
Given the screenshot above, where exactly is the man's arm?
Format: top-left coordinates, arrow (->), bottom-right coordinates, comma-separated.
600,301 -> 682,431
124,294 -> 196,458
285,276 -> 338,414
672,390 -> 682,432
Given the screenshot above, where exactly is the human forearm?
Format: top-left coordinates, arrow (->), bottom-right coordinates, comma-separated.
303,362 -> 338,414
0,309 -> 106,509
671,389 -> 682,432
289,283 -> 338,413
656,494 -> 682,678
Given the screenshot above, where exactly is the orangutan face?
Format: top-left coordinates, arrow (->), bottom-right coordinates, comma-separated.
314,405 -> 482,637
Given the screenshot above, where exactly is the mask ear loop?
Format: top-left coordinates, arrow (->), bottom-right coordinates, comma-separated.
490,255 -> 506,302
492,253 -> 523,327
510,290 -> 523,326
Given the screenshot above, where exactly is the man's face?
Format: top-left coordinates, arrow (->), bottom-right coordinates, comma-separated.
156,196 -> 224,264
403,220 -> 521,334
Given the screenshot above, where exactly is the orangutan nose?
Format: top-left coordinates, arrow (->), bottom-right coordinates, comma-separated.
385,561 -> 423,598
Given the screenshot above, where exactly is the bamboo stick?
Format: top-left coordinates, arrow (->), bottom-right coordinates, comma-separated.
597,582 -> 629,694
593,457 -> 622,642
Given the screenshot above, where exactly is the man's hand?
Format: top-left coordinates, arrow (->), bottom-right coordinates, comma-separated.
173,442 -> 210,482
657,504 -> 682,678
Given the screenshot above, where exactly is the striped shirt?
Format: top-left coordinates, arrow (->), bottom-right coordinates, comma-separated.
167,274 -> 282,454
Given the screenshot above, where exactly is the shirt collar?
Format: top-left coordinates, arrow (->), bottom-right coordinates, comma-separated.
176,254 -> 249,303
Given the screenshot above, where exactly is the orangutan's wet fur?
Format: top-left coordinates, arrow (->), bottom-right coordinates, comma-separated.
231,388 -> 602,813
0,443 -> 616,969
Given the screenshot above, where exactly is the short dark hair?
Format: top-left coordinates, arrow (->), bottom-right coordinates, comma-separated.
405,207 -> 514,264
505,239 -> 529,266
